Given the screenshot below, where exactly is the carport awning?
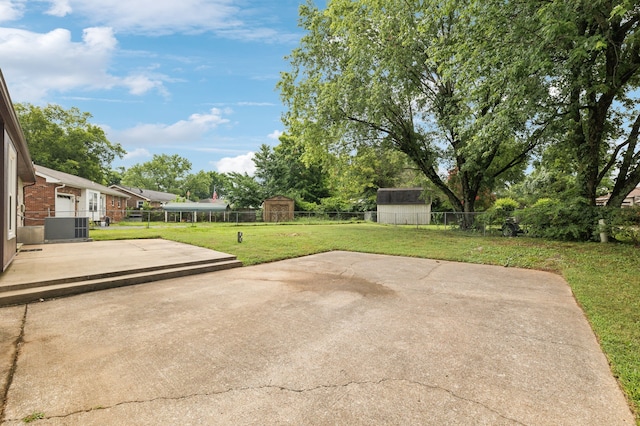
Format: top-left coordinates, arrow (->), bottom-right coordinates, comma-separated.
162,202 -> 230,212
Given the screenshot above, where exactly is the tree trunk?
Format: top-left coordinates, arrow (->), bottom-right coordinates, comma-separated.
607,175 -> 640,208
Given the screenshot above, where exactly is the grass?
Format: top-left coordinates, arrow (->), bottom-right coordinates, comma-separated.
92,221 -> 640,422
22,412 -> 44,423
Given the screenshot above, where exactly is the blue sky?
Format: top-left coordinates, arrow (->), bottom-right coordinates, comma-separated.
0,0 -> 322,175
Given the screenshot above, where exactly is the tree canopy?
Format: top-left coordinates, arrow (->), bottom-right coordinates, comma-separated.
279,0 -> 546,215
253,135 -> 330,204
224,172 -> 264,209
469,0 -> 640,207
15,103 -> 125,184
541,0 -> 640,206
121,154 -> 192,195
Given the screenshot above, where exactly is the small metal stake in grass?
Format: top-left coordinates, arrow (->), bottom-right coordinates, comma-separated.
237,231 -> 243,243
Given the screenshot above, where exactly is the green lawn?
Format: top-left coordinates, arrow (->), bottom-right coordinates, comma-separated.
92,221 -> 640,422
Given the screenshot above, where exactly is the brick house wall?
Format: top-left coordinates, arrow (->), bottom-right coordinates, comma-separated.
104,194 -> 127,222
24,175 -> 81,226
24,175 -> 127,225
126,193 -> 145,209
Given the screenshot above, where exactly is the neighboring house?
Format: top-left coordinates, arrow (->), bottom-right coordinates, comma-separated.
596,187 -> 640,207
263,195 -> 294,222
24,165 -> 129,225
109,185 -> 177,209
377,188 -> 432,225
1,70 -> 36,271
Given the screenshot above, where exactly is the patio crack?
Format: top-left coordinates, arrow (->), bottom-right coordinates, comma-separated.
13,378 -> 526,425
0,304 -> 28,423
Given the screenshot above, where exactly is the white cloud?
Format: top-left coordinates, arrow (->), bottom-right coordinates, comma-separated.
237,101 -> 276,107
123,148 -> 151,160
34,0 -> 299,42
267,130 -> 283,140
215,152 -> 256,175
216,27 -> 294,43
45,0 -> 72,17
0,0 -> 25,22
116,108 -> 231,145
122,73 -> 168,96
60,0 -> 243,35
0,26 -> 170,102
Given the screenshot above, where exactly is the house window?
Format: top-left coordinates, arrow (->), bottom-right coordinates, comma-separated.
117,199 -> 121,208
7,136 -> 17,239
111,198 -> 114,207
137,200 -> 144,208
88,191 -> 98,212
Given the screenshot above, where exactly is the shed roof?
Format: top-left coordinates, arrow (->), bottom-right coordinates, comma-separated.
264,195 -> 294,202
377,188 -> 427,205
162,201 -> 230,212
35,164 -> 127,198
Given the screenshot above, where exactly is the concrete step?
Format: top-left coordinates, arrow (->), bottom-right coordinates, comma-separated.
0,258 -> 242,307
2,255 -> 240,293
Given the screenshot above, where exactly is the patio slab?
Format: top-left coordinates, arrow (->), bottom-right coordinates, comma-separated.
0,251 -> 634,425
0,239 -> 235,290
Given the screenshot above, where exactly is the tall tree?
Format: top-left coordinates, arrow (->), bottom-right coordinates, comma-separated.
279,0 -> 545,218
225,172 -> 264,208
105,166 -> 125,186
543,1 -> 640,206
472,0 -> 640,207
325,144 -> 423,210
121,154 -> 192,194
253,135 -> 330,204
15,103 -> 125,184
183,170 -> 214,200
208,171 -> 231,199
253,144 -> 289,198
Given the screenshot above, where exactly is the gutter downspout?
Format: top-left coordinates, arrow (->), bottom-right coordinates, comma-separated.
53,184 -> 66,217
20,180 -> 36,225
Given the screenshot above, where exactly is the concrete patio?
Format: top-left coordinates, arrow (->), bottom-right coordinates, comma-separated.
0,246 -> 634,424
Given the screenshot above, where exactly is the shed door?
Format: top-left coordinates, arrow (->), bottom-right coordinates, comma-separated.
269,203 -> 290,221
56,194 -> 75,217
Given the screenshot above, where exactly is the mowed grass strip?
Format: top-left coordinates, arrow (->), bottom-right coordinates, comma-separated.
92,221 -> 640,422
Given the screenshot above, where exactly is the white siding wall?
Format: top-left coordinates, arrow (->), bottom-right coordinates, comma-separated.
6,132 -> 17,240
377,204 -> 431,225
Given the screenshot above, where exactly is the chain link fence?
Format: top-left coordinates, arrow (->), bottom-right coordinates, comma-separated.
24,208 -> 515,236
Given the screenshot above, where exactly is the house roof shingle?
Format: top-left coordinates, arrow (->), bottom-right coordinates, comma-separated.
110,185 -> 178,203
35,164 -> 127,198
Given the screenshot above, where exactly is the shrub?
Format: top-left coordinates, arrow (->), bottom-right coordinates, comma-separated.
493,197 -> 520,212
295,199 -> 319,212
517,197 -> 599,241
318,197 -> 349,213
479,197 -> 520,228
601,206 -> 640,245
